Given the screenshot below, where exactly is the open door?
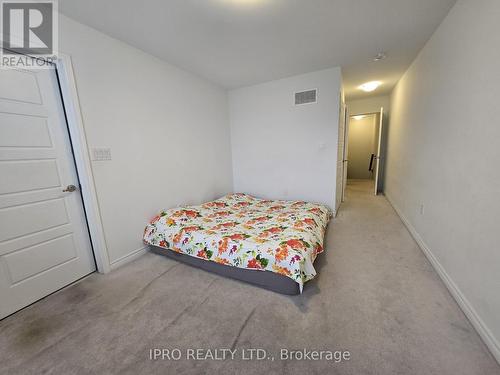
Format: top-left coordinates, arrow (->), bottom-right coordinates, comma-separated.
342,106 -> 349,202
374,107 -> 384,195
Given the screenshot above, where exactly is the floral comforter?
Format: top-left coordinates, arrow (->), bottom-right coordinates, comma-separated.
143,193 -> 332,291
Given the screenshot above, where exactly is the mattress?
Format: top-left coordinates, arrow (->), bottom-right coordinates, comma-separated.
148,245 -> 301,295
143,193 -> 332,292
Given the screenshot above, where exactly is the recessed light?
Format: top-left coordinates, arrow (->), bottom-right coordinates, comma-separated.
373,52 -> 387,61
353,115 -> 365,120
358,81 -> 382,92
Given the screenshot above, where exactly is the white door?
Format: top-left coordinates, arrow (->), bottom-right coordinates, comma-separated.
0,61 -> 96,319
374,107 -> 384,195
336,101 -> 346,212
342,106 -> 349,202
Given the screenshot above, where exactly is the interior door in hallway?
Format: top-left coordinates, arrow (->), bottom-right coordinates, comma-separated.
374,107 -> 384,195
0,61 -> 96,319
342,105 -> 349,202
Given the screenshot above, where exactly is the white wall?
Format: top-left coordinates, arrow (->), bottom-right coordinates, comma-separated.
59,15 -> 233,267
229,68 -> 342,210
385,0 -> 500,362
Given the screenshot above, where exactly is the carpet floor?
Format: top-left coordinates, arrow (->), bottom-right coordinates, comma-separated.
1,180 -> 499,375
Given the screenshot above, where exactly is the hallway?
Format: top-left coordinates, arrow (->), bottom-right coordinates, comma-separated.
0,181 -> 498,374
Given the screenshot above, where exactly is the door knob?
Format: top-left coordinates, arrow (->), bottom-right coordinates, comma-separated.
63,184 -> 77,192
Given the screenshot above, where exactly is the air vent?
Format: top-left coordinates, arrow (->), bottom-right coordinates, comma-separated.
295,89 -> 317,105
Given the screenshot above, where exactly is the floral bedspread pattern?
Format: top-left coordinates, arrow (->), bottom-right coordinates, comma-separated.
143,193 -> 332,290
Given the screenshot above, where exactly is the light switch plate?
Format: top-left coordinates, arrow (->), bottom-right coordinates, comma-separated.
92,148 -> 112,161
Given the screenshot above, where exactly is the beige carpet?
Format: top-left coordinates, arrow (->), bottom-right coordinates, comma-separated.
1,180 -> 499,374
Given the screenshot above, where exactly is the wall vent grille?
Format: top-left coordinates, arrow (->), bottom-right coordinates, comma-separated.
295,89 -> 317,105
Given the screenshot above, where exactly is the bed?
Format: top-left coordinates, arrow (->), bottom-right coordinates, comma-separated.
143,193 -> 332,294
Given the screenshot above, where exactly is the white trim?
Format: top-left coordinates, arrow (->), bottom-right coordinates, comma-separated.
55,54 -> 111,273
110,246 -> 148,271
385,192 -> 500,364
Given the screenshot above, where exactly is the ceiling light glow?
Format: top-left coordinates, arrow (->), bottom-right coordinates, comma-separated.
359,81 -> 382,92
219,0 -> 266,5
353,115 -> 366,121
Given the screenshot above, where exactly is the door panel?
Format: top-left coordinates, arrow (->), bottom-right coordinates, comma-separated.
4,235 -> 77,284
342,106 -> 349,202
0,199 -> 69,242
374,107 -> 384,195
0,112 -> 51,147
0,68 -> 42,104
0,61 -> 95,319
0,159 -> 61,194
336,101 -> 346,211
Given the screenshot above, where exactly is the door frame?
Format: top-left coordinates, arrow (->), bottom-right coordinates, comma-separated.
341,105 -> 349,202
55,54 -> 111,273
344,110 -> 383,196
1,47 -> 111,273
373,107 -> 384,195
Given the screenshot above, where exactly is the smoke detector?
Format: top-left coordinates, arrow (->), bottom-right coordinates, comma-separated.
373,52 -> 387,62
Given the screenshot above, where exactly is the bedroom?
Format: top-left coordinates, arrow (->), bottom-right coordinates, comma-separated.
0,0 -> 499,374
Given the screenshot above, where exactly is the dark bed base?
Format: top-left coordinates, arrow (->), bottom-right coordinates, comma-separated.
148,246 -> 300,295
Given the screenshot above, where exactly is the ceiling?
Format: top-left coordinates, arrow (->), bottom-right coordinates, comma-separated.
59,0 -> 456,100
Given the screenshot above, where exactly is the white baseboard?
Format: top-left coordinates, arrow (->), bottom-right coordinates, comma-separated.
385,193 -> 500,364
110,246 -> 148,271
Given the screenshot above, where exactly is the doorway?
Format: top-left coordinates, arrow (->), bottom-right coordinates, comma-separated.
0,58 -> 96,319
342,108 -> 384,197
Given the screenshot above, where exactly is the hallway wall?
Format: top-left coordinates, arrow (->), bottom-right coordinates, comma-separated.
385,0 -> 500,362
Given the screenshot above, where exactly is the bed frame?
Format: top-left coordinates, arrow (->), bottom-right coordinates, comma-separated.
148,245 -> 300,295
